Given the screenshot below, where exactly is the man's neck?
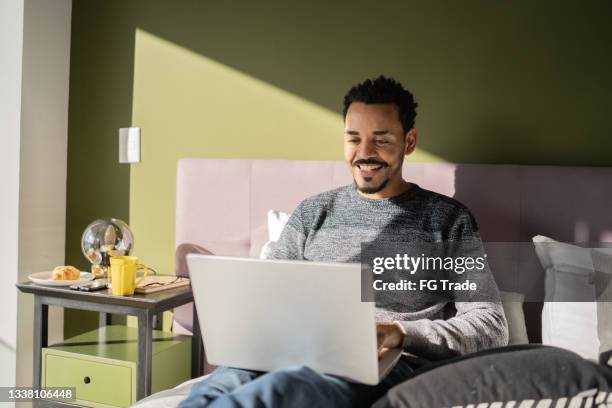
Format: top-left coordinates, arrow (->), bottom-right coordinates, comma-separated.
357,179 -> 411,200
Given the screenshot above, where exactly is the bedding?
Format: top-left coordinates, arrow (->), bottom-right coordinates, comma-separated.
131,377 -> 206,408
533,235 -> 612,361
166,159 -> 612,408
134,349 -> 612,408
592,249 -> 612,362
374,345 -> 612,408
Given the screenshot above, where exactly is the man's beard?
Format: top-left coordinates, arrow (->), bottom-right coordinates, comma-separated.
355,177 -> 390,194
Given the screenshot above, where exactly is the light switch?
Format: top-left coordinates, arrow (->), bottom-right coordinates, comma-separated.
119,127 -> 141,163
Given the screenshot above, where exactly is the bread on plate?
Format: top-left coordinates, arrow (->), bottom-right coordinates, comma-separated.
52,265 -> 80,280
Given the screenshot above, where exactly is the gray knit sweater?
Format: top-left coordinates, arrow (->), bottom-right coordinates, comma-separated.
269,183 -> 509,360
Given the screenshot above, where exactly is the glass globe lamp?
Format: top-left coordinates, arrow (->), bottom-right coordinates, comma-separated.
81,218 -> 134,276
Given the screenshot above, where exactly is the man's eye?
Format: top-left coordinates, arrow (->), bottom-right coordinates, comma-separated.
346,139 -> 359,144
376,140 -> 390,145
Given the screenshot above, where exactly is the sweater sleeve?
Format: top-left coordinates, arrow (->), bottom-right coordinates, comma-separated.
398,209 -> 509,359
399,301 -> 508,360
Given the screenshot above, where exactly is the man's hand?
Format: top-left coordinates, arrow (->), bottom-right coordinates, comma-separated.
376,321 -> 406,359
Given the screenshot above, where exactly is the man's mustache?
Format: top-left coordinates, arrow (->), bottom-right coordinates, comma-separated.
352,159 -> 388,167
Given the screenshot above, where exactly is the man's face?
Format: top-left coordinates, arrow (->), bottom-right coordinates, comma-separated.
344,102 -> 415,196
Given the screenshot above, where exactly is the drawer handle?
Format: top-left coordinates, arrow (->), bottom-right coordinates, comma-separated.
83,376 -> 91,384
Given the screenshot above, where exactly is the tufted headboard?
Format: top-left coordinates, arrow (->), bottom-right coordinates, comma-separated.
173,159 -> 612,344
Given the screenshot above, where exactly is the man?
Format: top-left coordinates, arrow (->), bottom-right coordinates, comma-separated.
179,76 -> 508,408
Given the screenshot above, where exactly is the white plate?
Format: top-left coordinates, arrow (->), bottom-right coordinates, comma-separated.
29,271 -> 95,286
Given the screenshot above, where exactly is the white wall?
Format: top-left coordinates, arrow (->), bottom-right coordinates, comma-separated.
0,0 -> 25,390
15,0 -> 72,388
0,0 -> 72,390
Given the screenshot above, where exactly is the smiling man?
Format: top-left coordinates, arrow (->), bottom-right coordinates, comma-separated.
180,76 -> 508,408
344,100 -> 416,198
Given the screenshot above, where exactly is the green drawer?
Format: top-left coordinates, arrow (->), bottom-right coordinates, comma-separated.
44,353 -> 133,407
42,326 -> 190,407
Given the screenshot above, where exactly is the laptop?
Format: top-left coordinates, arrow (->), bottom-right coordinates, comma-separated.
187,254 -> 402,385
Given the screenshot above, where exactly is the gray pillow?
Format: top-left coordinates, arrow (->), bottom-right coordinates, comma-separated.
592,249 -> 612,363
374,345 -> 612,408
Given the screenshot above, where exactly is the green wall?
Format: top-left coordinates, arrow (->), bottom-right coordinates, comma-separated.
65,2 -> 136,336
66,0 -> 612,336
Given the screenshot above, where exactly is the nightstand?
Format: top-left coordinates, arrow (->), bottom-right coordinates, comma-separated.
17,281 -> 204,405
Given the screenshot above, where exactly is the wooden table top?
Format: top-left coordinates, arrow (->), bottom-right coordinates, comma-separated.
17,279 -> 193,311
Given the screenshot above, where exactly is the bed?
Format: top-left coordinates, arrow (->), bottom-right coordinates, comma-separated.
134,159 -> 612,407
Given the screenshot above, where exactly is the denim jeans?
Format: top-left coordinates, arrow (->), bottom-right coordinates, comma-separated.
178,356 -> 419,408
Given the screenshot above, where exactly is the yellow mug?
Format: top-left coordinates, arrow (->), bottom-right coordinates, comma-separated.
109,256 -> 149,296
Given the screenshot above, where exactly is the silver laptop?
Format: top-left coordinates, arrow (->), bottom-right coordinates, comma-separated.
187,254 -> 402,385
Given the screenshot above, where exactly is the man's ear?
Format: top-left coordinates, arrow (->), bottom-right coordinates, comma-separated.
404,128 -> 417,155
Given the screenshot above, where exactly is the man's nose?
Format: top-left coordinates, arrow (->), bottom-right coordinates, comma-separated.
357,140 -> 377,158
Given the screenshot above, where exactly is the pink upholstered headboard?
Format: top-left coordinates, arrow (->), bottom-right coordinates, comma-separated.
174,159 -> 612,342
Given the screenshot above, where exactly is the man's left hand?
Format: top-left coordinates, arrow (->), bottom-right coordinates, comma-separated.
376,321 -> 406,359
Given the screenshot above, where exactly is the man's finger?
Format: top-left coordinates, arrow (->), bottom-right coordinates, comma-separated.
377,331 -> 385,346
378,347 -> 390,360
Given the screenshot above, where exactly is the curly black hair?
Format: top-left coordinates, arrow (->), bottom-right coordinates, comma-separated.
342,76 -> 418,133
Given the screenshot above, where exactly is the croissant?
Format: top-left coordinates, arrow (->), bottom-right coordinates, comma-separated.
52,265 -> 81,280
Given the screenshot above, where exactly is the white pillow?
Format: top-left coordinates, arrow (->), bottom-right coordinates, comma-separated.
533,235 -> 612,361
267,210 -> 290,241
541,300 -> 598,360
259,241 -> 275,260
259,210 -> 291,259
499,291 -> 529,345
533,235 -> 594,272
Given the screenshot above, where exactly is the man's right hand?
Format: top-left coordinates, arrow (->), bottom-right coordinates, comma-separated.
376,321 -> 406,359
